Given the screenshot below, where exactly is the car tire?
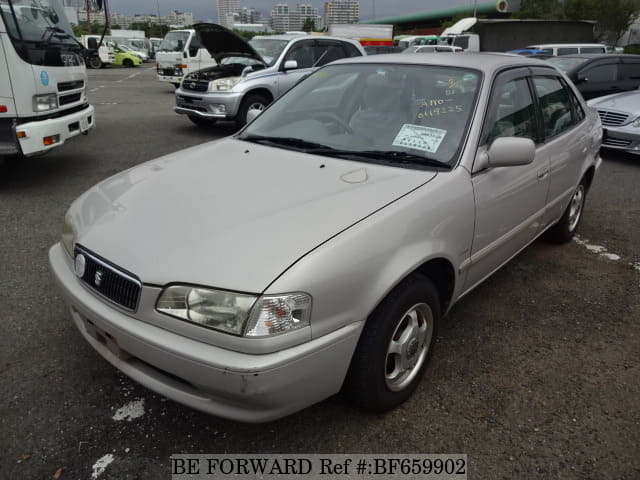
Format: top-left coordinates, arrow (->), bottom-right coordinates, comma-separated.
545,179 -> 587,243
87,56 -> 102,69
123,58 -> 134,68
342,273 -> 440,412
237,93 -> 270,127
187,115 -> 216,128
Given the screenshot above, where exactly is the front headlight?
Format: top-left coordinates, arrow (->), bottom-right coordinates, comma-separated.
208,77 -> 241,92
156,286 -> 311,337
33,94 -> 58,112
61,212 -> 75,257
632,117 -> 640,127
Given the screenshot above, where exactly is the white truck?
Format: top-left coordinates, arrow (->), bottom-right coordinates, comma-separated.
327,24 -> 394,47
79,34 -> 114,69
156,28 -> 215,87
0,0 -> 95,158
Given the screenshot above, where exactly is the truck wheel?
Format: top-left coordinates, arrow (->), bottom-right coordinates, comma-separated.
237,94 -> 270,127
342,273 -> 440,412
544,179 -> 587,243
87,56 -> 102,69
123,58 -> 134,68
187,115 -> 216,128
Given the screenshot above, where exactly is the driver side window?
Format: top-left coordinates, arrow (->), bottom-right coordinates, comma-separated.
483,76 -> 536,146
284,41 -> 315,69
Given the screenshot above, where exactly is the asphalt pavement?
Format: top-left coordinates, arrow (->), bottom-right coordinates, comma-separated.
0,65 -> 638,480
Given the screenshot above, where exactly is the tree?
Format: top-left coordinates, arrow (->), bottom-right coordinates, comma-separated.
302,17 -> 315,32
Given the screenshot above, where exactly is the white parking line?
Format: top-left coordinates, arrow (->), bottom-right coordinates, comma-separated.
126,73 -> 139,79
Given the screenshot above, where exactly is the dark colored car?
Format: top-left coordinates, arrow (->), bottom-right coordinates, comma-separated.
364,45 -> 404,55
547,54 -> 640,100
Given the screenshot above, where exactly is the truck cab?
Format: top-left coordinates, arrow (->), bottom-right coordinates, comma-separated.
0,0 -> 95,157
156,29 -> 215,87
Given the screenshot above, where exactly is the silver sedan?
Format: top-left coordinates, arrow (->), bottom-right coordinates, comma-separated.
588,89 -> 640,154
49,53 -> 602,422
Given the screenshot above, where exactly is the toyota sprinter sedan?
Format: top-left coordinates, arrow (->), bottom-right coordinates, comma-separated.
50,53 -> 602,422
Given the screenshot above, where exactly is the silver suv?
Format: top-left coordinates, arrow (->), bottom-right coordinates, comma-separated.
174,24 -> 365,127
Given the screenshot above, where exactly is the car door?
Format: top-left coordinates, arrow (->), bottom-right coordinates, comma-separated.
185,33 -> 213,73
530,70 -> 587,229
575,59 -> 620,99
465,68 -> 550,290
276,39 -> 316,96
618,57 -> 640,92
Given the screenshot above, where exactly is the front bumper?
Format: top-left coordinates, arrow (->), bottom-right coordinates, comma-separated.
602,125 -> 640,154
49,243 -> 361,422
175,89 -> 245,119
16,105 -> 95,156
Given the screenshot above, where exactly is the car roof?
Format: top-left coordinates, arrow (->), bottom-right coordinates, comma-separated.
552,53 -> 640,60
330,51 -> 556,72
252,34 -> 358,43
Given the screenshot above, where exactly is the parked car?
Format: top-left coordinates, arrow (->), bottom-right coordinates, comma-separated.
588,89 -> 640,154
364,45 -> 404,55
507,48 -> 551,55
402,45 -> 463,53
527,43 -> 607,55
108,43 -> 142,67
547,54 -> 640,99
174,23 -> 365,127
118,44 -> 148,62
49,53 -> 601,422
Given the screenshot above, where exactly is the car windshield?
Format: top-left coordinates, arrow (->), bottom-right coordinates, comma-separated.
158,31 -> 189,52
239,63 -> 482,169
547,56 -> 587,72
248,38 -> 288,66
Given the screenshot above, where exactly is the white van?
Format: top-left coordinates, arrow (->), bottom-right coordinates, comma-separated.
156,29 -> 215,86
526,43 -> 607,56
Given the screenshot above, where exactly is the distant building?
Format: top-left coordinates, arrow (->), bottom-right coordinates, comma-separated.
270,3 -> 323,32
217,0 -> 241,28
239,7 -> 262,24
324,0 -> 359,25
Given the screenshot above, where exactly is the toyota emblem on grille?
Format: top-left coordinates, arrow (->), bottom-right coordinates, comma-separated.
189,82 -> 196,89
94,270 -> 104,287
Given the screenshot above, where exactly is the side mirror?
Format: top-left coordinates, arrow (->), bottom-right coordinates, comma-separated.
246,108 -> 262,124
283,60 -> 298,70
486,137 -> 535,168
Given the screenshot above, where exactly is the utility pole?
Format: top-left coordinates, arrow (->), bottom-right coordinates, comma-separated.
104,0 -> 110,29
86,0 -> 91,33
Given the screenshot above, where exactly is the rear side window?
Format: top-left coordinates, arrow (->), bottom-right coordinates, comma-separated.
533,76 -> 574,138
557,47 -> 579,55
314,42 -> 348,67
342,42 -> 363,58
620,62 -> 640,80
580,47 -> 605,54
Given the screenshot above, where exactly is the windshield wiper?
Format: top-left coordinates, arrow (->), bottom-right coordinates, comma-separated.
311,149 -> 452,170
241,134 -> 331,151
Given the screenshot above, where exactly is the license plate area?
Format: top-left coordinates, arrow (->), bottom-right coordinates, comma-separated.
83,317 -> 130,360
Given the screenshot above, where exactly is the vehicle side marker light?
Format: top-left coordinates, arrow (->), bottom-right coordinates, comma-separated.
17,131 -> 26,138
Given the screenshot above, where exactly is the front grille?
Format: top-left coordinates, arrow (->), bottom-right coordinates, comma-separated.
75,246 -> 142,311
597,110 -> 629,126
182,80 -> 208,92
60,93 -> 82,106
602,137 -> 632,147
58,80 -> 84,92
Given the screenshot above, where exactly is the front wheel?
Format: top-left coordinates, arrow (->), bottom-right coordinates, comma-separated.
545,179 -> 587,243
122,58 -> 134,68
87,56 -> 102,69
342,274 -> 440,412
236,93 -> 270,127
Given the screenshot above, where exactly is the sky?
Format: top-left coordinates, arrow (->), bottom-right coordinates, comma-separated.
106,0 -> 479,23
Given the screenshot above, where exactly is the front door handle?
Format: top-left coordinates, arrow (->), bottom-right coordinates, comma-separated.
537,168 -> 549,179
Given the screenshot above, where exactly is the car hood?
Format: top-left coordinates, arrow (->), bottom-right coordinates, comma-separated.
587,89 -> 640,113
193,23 -> 264,64
69,139 -> 437,293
